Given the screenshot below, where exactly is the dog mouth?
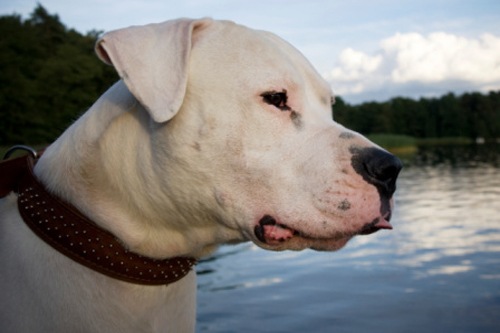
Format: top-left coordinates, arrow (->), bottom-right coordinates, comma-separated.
254,215 -> 297,244
254,215 -> 392,246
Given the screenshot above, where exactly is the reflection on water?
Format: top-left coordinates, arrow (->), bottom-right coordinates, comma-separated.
196,144 -> 500,333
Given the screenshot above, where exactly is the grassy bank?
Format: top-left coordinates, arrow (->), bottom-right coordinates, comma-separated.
366,134 -> 480,155
366,134 -> 418,154
416,137 -> 474,145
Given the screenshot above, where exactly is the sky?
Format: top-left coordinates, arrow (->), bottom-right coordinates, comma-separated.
2,0 -> 500,104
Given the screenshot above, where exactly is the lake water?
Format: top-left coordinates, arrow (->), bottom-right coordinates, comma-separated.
195,144 -> 500,333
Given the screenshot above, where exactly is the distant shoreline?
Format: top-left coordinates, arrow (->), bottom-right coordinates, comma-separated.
366,134 -> 498,155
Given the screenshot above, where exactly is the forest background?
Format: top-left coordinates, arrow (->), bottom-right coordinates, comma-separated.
1,5 -> 499,149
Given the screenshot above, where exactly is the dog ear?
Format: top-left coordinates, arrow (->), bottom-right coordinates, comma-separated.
95,18 -> 213,123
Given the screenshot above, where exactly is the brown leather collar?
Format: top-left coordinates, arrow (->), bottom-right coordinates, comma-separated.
1,148 -> 196,285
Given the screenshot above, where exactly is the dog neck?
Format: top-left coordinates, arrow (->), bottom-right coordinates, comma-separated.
34,81 -> 234,260
15,151 -> 197,284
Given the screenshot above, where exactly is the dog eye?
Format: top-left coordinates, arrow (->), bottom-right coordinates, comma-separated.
261,91 -> 289,110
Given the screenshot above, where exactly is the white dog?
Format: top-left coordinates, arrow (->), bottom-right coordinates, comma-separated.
0,18 -> 401,332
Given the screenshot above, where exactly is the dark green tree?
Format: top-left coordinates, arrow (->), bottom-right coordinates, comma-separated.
0,4 -> 118,145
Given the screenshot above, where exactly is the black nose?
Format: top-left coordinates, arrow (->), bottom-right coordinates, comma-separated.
350,147 -> 403,198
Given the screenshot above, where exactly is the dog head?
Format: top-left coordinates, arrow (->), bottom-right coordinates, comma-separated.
95,18 -> 402,255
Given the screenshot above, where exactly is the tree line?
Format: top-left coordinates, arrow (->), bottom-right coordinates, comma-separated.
333,91 -> 500,140
1,4 -> 499,145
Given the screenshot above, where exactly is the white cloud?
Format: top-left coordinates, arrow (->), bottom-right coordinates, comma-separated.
325,32 -> 500,102
329,48 -> 383,81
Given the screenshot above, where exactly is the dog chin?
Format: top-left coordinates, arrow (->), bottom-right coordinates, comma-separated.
254,233 -> 353,252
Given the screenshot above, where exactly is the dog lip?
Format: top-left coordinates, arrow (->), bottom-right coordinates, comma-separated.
358,218 -> 393,235
358,226 -> 382,235
259,215 -> 277,226
254,224 -> 267,243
